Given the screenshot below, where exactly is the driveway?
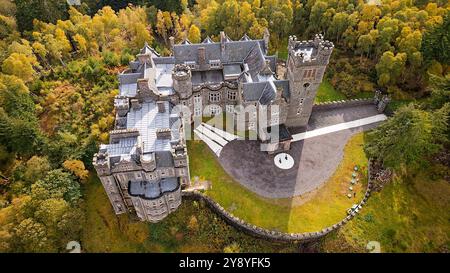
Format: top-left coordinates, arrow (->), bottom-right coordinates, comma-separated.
218,104 -> 382,199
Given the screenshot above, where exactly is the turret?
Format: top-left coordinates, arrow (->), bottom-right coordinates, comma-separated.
317,40 -> 334,65
114,96 -> 129,117
172,64 -> 192,99
93,146 -> 111,176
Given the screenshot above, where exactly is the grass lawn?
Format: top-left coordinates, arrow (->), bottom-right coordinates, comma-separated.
188,133 -> 369,233
322,166 -> 450,253
81,173 -> 297,253
315,80 -> 347,103
315,80 -> 374,103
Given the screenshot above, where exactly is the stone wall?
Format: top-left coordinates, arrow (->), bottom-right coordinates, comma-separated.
182,159 -> 375,242
312,98 -> 374,112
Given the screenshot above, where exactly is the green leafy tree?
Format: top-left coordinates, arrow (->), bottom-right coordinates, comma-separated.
0,75 -> 41,156
14,0 -> 69,32
421,11 -> 450,64
375,51 -> 407,87
31,169 -> 81,204
187,24 -> 201,43
11,218 -> 54,252
365,104 -> 448,171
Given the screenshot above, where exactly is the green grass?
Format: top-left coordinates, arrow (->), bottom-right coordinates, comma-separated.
315,80 -> 347,103
81,173 -> 297,252
322,166 -> 450,253
315,80 -> 374,103
188,133 -> 369,233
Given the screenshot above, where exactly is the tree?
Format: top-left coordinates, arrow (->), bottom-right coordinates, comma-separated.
187,24 -> 201,43
23,156 -> 51,183
31,169 -> 81,204
63,159 -> 89,182
12,218 -> 54,252
14,0 -> 69,32
375,51 -> 407,87
0,75 -> 41,156
421,11 -> 450,64
364,104 -> 448,171
34,198 -> 69,227
1,52 -> 36,82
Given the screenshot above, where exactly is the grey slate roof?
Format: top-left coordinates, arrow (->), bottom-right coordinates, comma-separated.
273,80 -> 290,100
244,43 -> 266,79
155,151 -> 174,168
192,70 -> 224,85
242,80 -> 279,105
202,36 -> 213,43
172,39 -> 267,64
129,177 -> 179,200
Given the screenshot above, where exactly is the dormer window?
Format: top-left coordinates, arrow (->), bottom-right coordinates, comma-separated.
209,59 -> 221,69
184,61 -> 196,69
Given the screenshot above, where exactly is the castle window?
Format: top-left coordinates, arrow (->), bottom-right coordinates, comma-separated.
209,105 -> 222,116
226,105 -> 234,114
303,69 -> 316,79
209,92 -> 220,102
193,93 -> 202,104
194,107 -> 202,117
209,59 -> 221,68
297,98 -> 305,115
270,110 -> 279,125
227,90 -> 237,101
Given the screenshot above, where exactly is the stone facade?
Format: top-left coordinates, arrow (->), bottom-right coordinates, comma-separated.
93,30 -> 334,222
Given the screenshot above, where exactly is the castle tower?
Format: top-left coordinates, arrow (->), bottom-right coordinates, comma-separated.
172,64 -> 193,99
285,34 -> 334,128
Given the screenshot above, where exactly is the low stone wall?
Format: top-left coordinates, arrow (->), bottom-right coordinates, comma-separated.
312,98 -> 374,111
182,160 -> 375,242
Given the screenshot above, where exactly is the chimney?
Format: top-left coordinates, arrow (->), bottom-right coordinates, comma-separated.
157,101 -> 166,113
156,128 -> 171,139
169,36 -> 175,55
131,99 -> 141,110
263,28 -> 270,54
198,47 -> 206,66
220,31 -> 226,54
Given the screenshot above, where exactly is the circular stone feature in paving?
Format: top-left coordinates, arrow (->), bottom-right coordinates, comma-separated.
274,153 -> 294,170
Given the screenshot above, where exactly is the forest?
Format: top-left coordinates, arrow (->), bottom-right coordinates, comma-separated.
0,0 -> 448,252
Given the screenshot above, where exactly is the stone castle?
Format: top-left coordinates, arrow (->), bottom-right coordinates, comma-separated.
93,30 -> 334,222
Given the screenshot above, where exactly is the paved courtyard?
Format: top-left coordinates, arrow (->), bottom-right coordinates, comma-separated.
218,104 -> 383,199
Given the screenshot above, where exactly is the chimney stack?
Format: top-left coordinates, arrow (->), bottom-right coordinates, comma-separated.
169,36 -> 175,55
220,31 -> 226,54
157,101 -> 166,113
263,28 -> 270,54
198,47 -> 206,66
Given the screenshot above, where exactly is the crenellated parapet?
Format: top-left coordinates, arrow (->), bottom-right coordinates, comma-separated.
93,146 -> 111,176
114,96 -> 130,117
140,152 -> 156,172
109,128 -> 140,143
288,34 -> 334,67
172,64 -> 193,99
